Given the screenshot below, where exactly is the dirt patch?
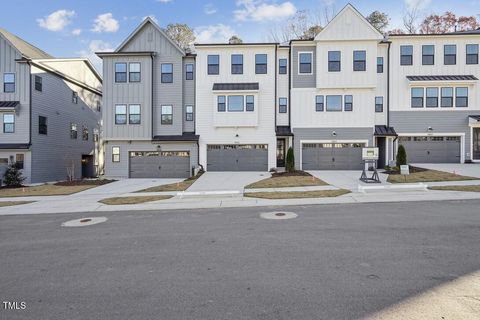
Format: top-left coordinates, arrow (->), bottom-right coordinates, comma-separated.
0,201 -> 35,207
98,195 -> 173,205
245,189 -> 350,199
54,179 -> 115,186
246,171 -> 327,189
428,185 -> 480,192
387,168 -> 477,184
0,184 -> 100,198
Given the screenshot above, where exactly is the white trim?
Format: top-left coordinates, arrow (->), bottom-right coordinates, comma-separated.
471,126 -> 480,162
297,51 -> 313,75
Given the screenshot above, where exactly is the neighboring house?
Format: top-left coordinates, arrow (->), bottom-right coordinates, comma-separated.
97,18 -> 198,179
0,28 -> 102,184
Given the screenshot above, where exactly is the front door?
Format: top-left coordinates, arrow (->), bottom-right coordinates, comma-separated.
474,128 -> 480,160
276,139 -> 286,167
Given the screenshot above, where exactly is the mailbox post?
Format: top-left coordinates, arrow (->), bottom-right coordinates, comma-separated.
359,147 -> 381,183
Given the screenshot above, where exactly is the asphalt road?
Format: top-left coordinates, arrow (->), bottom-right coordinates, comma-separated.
1,200 -> 480,320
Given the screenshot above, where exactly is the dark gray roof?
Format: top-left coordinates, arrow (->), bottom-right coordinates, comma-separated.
374,125 -> 397,136
152,133 -> 199,141
0,28 -> 53,59
407,75 -> 478,81
276,126 -> 293,136
0,101 -> 19,109
469,115 -> 480,121
0,143 -> 30,150
212,83 -> 259,91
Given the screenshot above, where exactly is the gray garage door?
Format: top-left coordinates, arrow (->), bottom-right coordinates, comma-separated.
398,136 -> 461,163
207,144 -> 268,171
129,151 -> 190,178
302,143 -> 365,170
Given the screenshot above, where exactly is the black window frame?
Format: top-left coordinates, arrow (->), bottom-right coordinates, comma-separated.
400,45 -> 413,66
411,88 -> 424,108
217,95 -> 226,112
422,45 -> 435,65
231,54 -> 243,74
328,51 -> 341,72
315,95 -> 324,112
444,45 -> 456,65
353,50 -> 366,71
466,44 -> 479,65
377,57 -> 383,73
112,146 -> 120,163
344,95 -> 353,111
455,87 -> 468,108
326,95 -> 342,112
38,115 -> 47,135
128,104 -> 141,124
3,114 -> 14,133
207,55 -> 219,75
426,87 -> 439,108
34,75 -> 42,92
299,52 -> 312,74
82,125 -> 89,141
185,105 -> 194,121
161,105 -> 173,124
15,154 -> 24,170
441,87 -> 453,108
279,98 -> 287,113
255,54 -> 267,74
185,63 -> 194,80
3,73 -> 15,93
129,62 -> 141,82
161,63 -> 173,83
375,96 -> 383,113
115,105 -> 127,125
70,123 -> 77,139
115,63 -> 127,83
246,95 -> 254,112
72,91 -> 78,104
279,58 -> 287,74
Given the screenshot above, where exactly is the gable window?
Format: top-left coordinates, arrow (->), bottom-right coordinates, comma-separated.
4,73 -> 15,93
279,98 -> 287,113
315,95 -> 324,112
15,154 -> 24,170
115,105 -> 127,124
70,123 -> 77,139
72,91 -> 78,104
115,63 -> 127,82
377,57 -> 383,73
400,45 -> 413,65
466,44 -> 479,64
228,95 -> 244,112
326,95 -> 342,112
441,87 -> 453,108
422,45 -> 435,65
3,114 -> 14,133
375,97 -> 383,112
353,51 -> 366,71
96,100 -> 101,112
279,59 -> 287,74
328,51 -> 341,72
129,104 -> 141,124
185,105 -> 194,121
82,126 -> 89,141
255,54 -> 267,74
246,95 -> 254,112
35,75 -> 42,91
112,147 -> 120,163
456,87 -> 468,107
39,116 -> 47,135
185,63 -> 194,80
411,88 -> 424,108
161,105 -> 173,124
444,45 -> 456,65
207,55 -> 219,75
231,54 -> 243,74
426,87 -> 438,108
217,96 -> 226,112
161,64 -> 173,83
299,52 -> 312,74
344,95 -> 353,111
129,63 -> 141,82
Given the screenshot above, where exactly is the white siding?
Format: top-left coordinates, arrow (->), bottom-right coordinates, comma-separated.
276,48 -> 289,126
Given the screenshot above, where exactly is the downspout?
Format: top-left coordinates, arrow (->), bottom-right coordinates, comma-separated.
274,45 -> 277,138
151,53 -> 155,141
27,61 -> 32,148
387,41 -> 395,163
288,43 -> 292,150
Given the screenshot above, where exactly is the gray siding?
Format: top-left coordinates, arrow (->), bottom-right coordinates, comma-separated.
183,56 -> 195,133
291,46 -> 316,88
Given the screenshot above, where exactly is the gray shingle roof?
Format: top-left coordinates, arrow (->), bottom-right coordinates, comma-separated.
0,143 -> 30,150
276,126 -> 293,136
407,75 -> 478,81
374,125 -> 397,136
0,101 -> 19,109
469,115 -> 480,121
152,133 -> 199,141
212,83 -> 259,91
0,28 -> 53,59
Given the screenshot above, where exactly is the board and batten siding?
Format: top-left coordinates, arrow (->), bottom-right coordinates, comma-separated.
276,47 -> 289,126
183,56 -> 195,133
291,45 -> 316,88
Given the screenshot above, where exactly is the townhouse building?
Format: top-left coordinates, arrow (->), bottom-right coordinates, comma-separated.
0,28 -> 102,184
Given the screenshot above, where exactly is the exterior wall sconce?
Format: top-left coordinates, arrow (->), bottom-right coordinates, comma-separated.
332,131 -> 337,137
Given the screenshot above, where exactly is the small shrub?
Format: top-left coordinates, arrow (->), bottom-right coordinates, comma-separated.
3,162 -> 25,187
286,147 -> 295,173
396,145 -> 407,167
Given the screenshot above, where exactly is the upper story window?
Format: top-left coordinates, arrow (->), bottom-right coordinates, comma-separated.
96,100 -> 101,112
129,104 -> 141,124
344,95 -> 353,111
35,75 -> 42,92
82,126 -> 89,141
231,54 -> 243,74
411,88 -> 424,108
115,63 -> 127,82
400,45 -> 413,65
255,54 -> 267,74
456,87 -> 468,107
3,73 -> 15,93
377,57 -> 383,73
279,98 -> 287,113
185,63 -> 194,80
466,44 -> 479,64
207,55 -> 219,75
161,64 -> 173,83
246,95 -> 254,112
115,105 -> 127,125
326,95 -> 342,112
112,147 -> 120,163
353,51 -> 366,71
185,105 -> 194,121
299,52 -> 312,74
70,123 -> 77,139
228,95 -> 244,112
315,95 -> 324,112
375,97 -> 383,113
328,51 -> 341,72
444,45 -> 456,65
279,59 -> 287,74
93,129 -> 99,142
129,63 -> 141,82
217,96 -> 226,112
39,116 -> 47,135
161,105 -> 173,124
426,87 -> 439,108
3,114 -> 14,133
441,87 -> 453,107
72,91 -> 78,104
422,45 -> 435,65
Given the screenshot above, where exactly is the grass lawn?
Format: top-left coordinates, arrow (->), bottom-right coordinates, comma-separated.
137,171 -> 204,192
245,171 -> 328,189
387,168 -> 477,184
98,195 -> 173,205
244,189 -> 350,199
0,184 -> 99,198
0,201 -> 35,207
428,185 -> 480,192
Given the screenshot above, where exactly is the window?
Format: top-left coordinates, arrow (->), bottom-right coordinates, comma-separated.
400,45 -> 413,65
129,63 -> 141,82
129,104 -> 141,124
466,44 -> 479,64
326,95 -> 342,111
328,51 -> 341,72
246,95 -> 254,112
255,54 -> 267,74
315,95 -> 324,112
3,114 -> 14,133
377,57 -> 383,73
353,51 -> 366,71
3,73 -> 15,92
456,87 -> 468,107
441,87 -> 453,108
228,95 -> 244,112
15,154 -> 24,170
82,126 -> 89,141
112,147 -> 120,162
231,54 -> 243,74
411,88 -> 424,108
444,45 -> 456,65
207,55 -> 219,75
93,129 -> 99,142
185,63 -> 194,80
299,52 -> 312,74
35,75 -> 42,91
161,64 -> 173,83
186,105 -> 194,121
161,105 -> 173,124
115,105 -> 127,124
344,95 -> 353,111
38,116 -> 47,135
217,96 -> 226,112
115,63 -> 127,82
96,100 -> 101,112
279,59 -> 287,74
72,91 -> 78,104
375,97 -> 383,113
279,98 -> 287,113
426,87 -> 438,108
422,45 -> 435,65
70,123 -> 77,139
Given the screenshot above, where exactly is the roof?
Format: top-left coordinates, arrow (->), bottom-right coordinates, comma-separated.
407,75 -> 478,81
195,42 -> 278,47
0,28 -> 53,59
390,29 -> 480,37
212,83 -> 259,91
374,125 -> 397,136
0,101 -> 20,109
96,51 -> 155,57
152,133 -> 199,142
0,143 -> 30,150
276,126 -> 293,136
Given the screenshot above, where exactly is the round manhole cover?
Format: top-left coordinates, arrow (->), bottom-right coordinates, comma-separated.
260,212 -> 297,220
62,217 -> 107,227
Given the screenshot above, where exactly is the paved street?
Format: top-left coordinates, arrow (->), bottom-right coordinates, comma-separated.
1,200 -> 480,319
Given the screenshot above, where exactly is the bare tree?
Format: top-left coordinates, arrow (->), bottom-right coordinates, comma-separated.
366,11 -> 390,33
403,4 -> 420,33
164,23 -> 195,50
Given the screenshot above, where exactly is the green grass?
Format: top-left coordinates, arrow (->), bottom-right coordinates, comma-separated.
98,195 -> 173,205
245,172 -> 328,189
387,169 -> 477,184
0,201 -> 35,207
428,185 -> 480,192
244,189 -> 350,199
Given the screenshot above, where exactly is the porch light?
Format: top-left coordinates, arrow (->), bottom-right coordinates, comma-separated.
427,127 -> 433,132
332,131 -> 337,137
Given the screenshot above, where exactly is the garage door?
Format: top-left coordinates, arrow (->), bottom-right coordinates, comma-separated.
207,144 -> 268,171
129,151 -> 190,178
398,136 -> 461,163
302,143 -> 365,170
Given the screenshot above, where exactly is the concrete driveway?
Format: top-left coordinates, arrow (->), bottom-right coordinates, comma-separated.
74,178 -> 184,197
413,163 -> 480,179
188,172 -> 269,192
